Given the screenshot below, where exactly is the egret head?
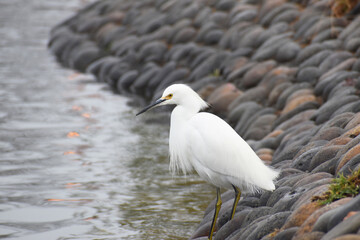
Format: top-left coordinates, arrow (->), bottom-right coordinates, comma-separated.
136,84 -> 208,116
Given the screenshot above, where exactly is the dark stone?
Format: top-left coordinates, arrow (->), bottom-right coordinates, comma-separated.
252,34 -> 291,61
311,156 -> 338,175
117,70 -> 138,92
266,186 -> 292,207
291,147 -> 322,171
269,189 -> 302,213
275,82 -> 312,110
273,227 -> 298,240
138,41 -> 167,63
322,212 -> 360,240
295,43 -> 324,64
338,154 -> 360,176
271,9 -> 300,25
204,29 -> 224,45
299,49 -> 333,68
156,68 -> 190,92
318,51 -> 353,74
309,145 -> 343,171
216,0 -> 236,11
172,27 -> 196,44
260,3 -> 297,27
240,206 -> 271,228
275,41 -> 301,62
241,61 -> 277,89
213,208 -> 251,240
245,211 -> 291,240
313,96 -> 359,124
71,46 -> 103,72
272,145 -> 302,165
131,66 -> 159,95
296,67 -> 320,85
312,27 -> 343,43
230,9 -> 257,25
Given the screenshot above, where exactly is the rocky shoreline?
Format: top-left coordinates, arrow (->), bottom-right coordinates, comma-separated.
49,0 -> 360,239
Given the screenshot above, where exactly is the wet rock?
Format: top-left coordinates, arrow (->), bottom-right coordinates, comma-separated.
337,154 -> 360,176
266,186 -> 292,207
275,82 -> 312,110
291,147 -> 322,171
138,41 -> 167,63
172,27 -> 196,44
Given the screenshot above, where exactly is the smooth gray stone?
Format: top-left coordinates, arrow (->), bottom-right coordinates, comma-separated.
240,206 -> 271,228
230,9 -> 257,25
113,36 -> 140,57
213,209 -> 251,240
271,9 -> 299,25
259,3 -> 297,27
272,144 -> 303,165
117,70 -> 138,92
338,154 -> 360,176
195,21 -> 219,43
345,37 -> 360,52
131,66 -> 160,94
299,49 -> 333,68
139,14 -> 166,34
315,71 -> 360,99
294,15 -> 321,40
216,0 -> 235,11
318,51 -> 353,74
273,227 -> 298,240
312,27 -> 343,43
245,211 -> 291,240
254,22 -> 289,48
180,2 -> 201,19
331,100 -> 360,118
295,67 -> 320,85
193,7 -> 212,28
189,48 -> 215,70
266,186 -> 292,207
172,27 -> 196,44
138,41 -> 167,63
189,52 -> 229,81
313,95 -> 359,124
295,43 -> 324,64
328,85 -> 358,101
322,212 -> 360,240
71,46 -> 103,72
275,82 -> 311,110
204,29 -> 224,45
210,11 -> 228,27
227,101 -> 262,126
275,41 -> 301,62
309,146 -> 342,171
311,156 -> 338,175
291,147 -> 322,171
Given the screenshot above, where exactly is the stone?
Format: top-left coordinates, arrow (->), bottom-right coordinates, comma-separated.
138,41 -> 167,63
299,50 -> 333,68
309,145 -> 343,171
273,227 -> 298,240
336,144 -> 360,173
318,51 -> 353,74
268,82 -> 292,106
244,211 -> 291,240
282,94 -> 317,114
322,212 -> 360,240
117,70 -> 138,92
296,67 -> 320,85
241,60 -> 277,89
313,96 -> 359,124
335,235 -> 360,240
291,147 -> 322,171
213,209 -> 251,240
293,198 -> 353,237
207,83 -> 242,116
282,201 -> 322,229
266,186 -> 292,207
338,154 -> 360,176
275,41 -> 301,62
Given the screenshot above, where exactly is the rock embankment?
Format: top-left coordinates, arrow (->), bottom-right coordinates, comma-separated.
49,0 -> 360,239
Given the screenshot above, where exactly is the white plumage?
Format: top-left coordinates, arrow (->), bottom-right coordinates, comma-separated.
137,83 -> 279,240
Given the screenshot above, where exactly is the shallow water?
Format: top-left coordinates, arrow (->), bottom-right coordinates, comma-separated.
0,0 -> 213,239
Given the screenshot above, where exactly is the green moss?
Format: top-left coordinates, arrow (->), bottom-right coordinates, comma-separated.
210,68 -> 221,77
312,168 -> 360,205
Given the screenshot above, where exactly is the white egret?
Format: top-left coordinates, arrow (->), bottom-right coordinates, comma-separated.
136,84 -> 279,240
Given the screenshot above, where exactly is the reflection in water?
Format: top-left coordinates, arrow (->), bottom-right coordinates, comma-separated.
0,0 -> 214,239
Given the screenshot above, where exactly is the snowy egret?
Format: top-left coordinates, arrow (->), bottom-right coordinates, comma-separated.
136,84 -> 279,240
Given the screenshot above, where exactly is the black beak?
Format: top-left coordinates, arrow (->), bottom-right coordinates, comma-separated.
136,98 -> 166,116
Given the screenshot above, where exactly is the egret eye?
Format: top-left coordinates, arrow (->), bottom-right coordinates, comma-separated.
168,94 -> 173,98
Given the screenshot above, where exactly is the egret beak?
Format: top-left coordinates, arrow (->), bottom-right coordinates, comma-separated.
136,98 -> 166,116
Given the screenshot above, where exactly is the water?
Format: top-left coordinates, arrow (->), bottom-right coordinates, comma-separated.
0,0 -> 213,239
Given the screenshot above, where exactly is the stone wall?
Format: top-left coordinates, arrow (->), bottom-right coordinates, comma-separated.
49,0 -> 360,239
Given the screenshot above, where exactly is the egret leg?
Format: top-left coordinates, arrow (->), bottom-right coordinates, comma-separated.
229,185 -> 241,221
209,188 -> 221,240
